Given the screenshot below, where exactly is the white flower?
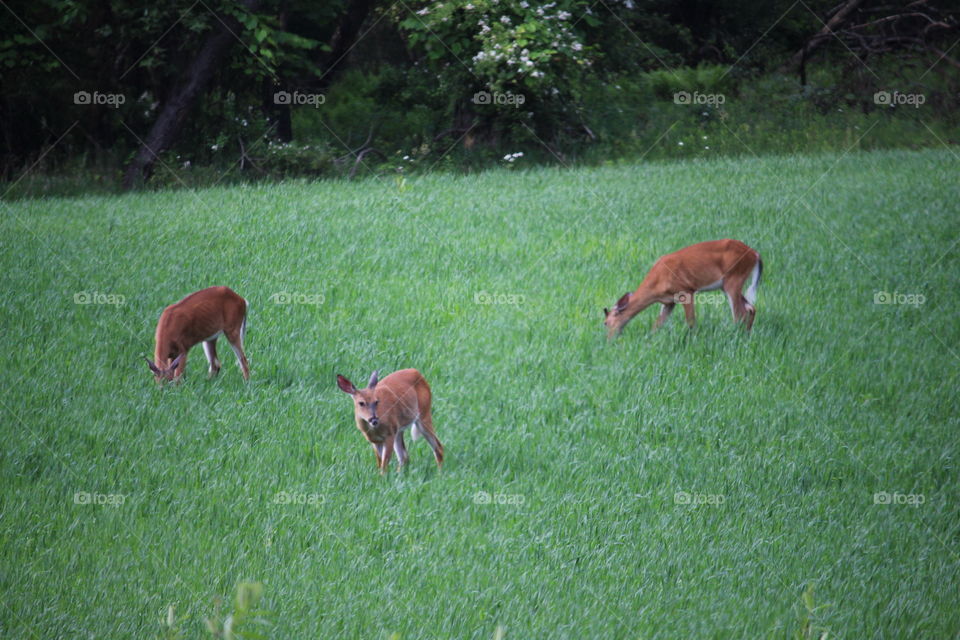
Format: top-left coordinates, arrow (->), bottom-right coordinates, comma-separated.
557,10 -> 571,19
500,15 -> 511,24
571,42 -> 582,51
678,141 -> 684,146
416,7 -> 430,15
211,144 -> 219,151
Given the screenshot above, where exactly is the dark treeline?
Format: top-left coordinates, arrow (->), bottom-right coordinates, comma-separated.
1,0 -> 957,190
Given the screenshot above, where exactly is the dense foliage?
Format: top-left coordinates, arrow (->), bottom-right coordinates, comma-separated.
0,0 -> 957,190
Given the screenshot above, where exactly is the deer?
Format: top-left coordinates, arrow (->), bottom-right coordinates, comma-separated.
145,286 -> 250,382
336,369 -> 444,474
604,239 -> 762,338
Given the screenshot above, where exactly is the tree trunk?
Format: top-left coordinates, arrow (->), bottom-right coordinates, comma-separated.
781,0 -> 864,74
315,0 -> 377,93
123,0 -> 261,189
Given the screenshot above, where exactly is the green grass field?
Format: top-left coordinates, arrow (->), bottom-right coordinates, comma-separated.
1,148 -> 958,638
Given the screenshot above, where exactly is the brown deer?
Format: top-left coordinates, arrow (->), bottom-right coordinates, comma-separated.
604,239 -> 762,338
145,286 -> 250,382
336,369 -> 443,474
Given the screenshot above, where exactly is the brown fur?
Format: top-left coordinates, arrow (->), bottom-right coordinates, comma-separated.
337,368 -> 443,474
147,286 -> 249,382
604,239 -> 761,338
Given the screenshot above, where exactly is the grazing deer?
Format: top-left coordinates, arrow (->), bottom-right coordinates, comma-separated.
336,369 -> 443,474
604,239 -> 762,338
145,286 -> 250,382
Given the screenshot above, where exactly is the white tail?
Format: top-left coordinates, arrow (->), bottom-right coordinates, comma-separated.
744,258 -> 763,307
146,286 -> 250,382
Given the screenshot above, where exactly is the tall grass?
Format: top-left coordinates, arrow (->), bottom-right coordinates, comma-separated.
0,148 -> 957,638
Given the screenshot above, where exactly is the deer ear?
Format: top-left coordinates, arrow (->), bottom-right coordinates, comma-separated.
336,375 -> 356,395
169,354 -> 184,370
145,358 -> 161,374
615,292 -> 631,311
603,308 -> 609,316
368,370 -> 379,389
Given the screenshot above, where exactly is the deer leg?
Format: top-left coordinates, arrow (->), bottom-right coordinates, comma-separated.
225,328 -> 250,380
202,340 -> 221,378
172,352 -> 187,381
681,294 -> 696,328
394,431 -> 409,469
723,278 -> 752,329
654,302 -> 675,330
379,436 -> 394,475
416,416 -> 444,469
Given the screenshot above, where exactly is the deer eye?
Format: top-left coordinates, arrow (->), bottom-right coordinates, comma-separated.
358,401 -> 365,406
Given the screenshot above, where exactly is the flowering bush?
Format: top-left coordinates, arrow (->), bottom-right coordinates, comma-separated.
398,0 -> 596,99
